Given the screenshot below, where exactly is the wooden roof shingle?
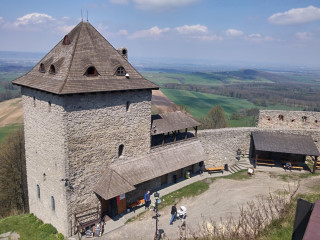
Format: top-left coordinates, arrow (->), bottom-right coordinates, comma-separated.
93,140 -> 205,200
151,111 -> 200,135
252,132 -> 320,156
12,22 -> 158,94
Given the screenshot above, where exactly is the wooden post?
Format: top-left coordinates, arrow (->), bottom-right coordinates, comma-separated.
313,156 -> 318,174
185,128 -> 188,140
195,126 -> 198,138
254,154 -> 258,169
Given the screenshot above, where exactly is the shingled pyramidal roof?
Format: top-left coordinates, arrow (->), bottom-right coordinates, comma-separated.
13,21 -> 159,94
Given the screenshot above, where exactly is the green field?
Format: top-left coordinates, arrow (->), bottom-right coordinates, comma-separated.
0,125 -> 22,142
161,89 -> 257,118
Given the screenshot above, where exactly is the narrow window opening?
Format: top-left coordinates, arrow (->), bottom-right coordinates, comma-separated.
37,184 -> 40,199
39,63 -> 45,73
122,49 -> 127,55
116,66 -> 126,76
49,65 -> 56,74
267,117 -> 271,121
291,119 -> 295,122
118,144 -> 124,158
51,196 -> 55,211
48,101 -> 51,112
302,116 -> 307,122
33,97 -> 36,107
85,66 -> 98,76
278,115 -> 284,121
315,120 -> 318,123
126,101 -> 130,112
63,35 -> 70,45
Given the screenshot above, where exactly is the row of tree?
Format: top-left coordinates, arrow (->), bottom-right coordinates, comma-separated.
0,129 -> 28,218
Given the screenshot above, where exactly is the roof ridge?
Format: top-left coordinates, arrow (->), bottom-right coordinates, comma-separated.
58,22 -> 83,94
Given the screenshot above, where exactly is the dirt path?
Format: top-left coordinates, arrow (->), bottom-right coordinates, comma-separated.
104,171 -> 320,240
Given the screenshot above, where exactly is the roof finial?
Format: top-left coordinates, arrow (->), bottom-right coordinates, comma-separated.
81,9 -> 83,22
87,10 -> 89,22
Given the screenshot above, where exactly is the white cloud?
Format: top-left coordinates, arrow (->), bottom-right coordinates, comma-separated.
175,24 -> 208,35
130,26 -> 170,39
133,0 -> 199,11
14,13 -> 55,27
0,17 -> 3,24
56,25 -> 75,34
109,0 -> 129,4
296,32 -> 313,40
117,29 -> 128,35
225,29 -> 243,37
192,35 -> 223,41
245,33 -> 274,42
269,5 -> 320,25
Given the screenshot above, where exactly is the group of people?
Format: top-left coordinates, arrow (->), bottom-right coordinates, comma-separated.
170,203 -> 187,225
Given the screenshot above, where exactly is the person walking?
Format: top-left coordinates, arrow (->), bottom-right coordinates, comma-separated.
144,190 -> 151,209
170,204 -> 177,225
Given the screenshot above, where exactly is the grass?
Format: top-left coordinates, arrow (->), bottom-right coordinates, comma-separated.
0,214 -> 64,240
0,124 -> 22,142
159,180 -> 210,210
218,169 -> 251,181
161,89 -> 256,119
271,172 -> 320,182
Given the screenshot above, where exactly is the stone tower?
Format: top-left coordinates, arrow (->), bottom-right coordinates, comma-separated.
13,22 -> 158,236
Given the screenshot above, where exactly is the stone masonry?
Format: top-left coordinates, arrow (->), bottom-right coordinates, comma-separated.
22,87 -> 152,236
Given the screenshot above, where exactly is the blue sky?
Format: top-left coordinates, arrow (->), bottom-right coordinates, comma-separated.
0,0 -> 320,68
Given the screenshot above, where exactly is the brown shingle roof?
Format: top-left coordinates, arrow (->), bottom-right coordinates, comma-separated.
93,140 -> 205,200
151,111 -> 200,135
252,132 -> 320,156
12,22 -> 158,94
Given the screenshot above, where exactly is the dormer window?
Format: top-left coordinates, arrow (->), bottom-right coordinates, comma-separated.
116,66 -> 126,76
85,66 -> 98,76
39,63 -> 45,73
49,65 -> 56,74
63,35 -> 70,45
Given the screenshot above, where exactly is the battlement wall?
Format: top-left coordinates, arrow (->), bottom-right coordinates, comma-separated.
257,110 -> 320,130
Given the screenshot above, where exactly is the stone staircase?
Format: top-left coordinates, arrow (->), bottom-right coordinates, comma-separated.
228,157 -> 252,174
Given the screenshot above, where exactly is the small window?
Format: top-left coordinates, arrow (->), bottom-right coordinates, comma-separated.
122,49 -> 127,55
315,120 -> 318,123
33,97 -> 36,107
291,119 -> 295,122
49,65 -> 56,74
126,101 -> 130,112
51,196 -> 55,211
48,101 -> 51,112
37,184 -> 40,199
118,144 -> 124,157
39,63 -> 45,73
116,67 -> 126,76
278,115 -> 284,121
85,66 -> 98,76
302,116 -> 307,122
63,35 -> 70,45
267,117 -> 271,121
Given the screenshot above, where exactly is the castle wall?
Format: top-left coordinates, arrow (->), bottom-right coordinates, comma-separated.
63,90 -> 152,230
199,127 -> 320,168
21,88 -> 69,236
258,110 -> 320,129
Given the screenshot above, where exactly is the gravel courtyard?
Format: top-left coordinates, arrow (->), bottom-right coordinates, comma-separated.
102,167 -> 319,240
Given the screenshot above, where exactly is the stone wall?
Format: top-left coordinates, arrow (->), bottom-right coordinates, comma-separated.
21,88 -> 69,236
258,110 -> 320,130
64,90 -> 152,234
198,127 -> 320,168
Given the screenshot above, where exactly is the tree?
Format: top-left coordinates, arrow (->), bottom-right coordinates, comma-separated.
0,128 -> 28,218
200,105 -> 229,129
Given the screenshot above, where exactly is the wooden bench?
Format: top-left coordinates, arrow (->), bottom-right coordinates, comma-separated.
257,161 -> 275,166
206,167 -> 224,174
283,165 -> 303,171
74,206 -> 101,235
258,158 -> 274,163
128,199 -> 145,209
